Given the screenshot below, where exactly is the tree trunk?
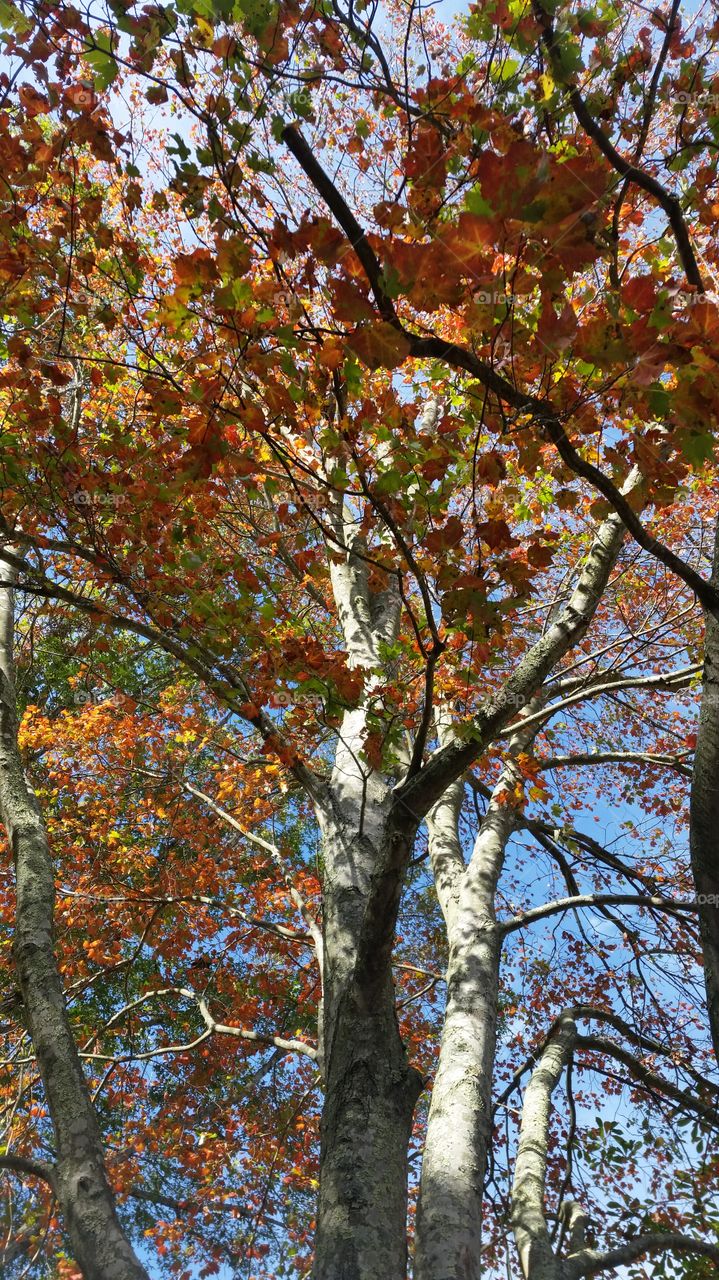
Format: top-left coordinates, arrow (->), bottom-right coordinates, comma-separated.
313,786 -> 423,1280
414,769 -> 518,1280
311,497 -> 423,1278
690,515 -> 719,1063
314,971 -> 422,1280
414,928 -> 500,1280
511,1014 -> 577,1280
413,492 -> 642,1280
0,561 -> 149,1280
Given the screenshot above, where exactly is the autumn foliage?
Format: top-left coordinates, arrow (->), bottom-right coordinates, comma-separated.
0,0 -> 718,1276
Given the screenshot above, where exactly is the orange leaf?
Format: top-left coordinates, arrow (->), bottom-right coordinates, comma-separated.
19,85 -> 50,116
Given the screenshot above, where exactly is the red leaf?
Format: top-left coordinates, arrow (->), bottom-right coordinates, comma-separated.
348,322 -> 410,370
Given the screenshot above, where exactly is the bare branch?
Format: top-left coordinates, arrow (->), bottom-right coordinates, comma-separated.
566,1232 -> 719,1278
501,893 -> 697,936
0,1154 -> 56,1188
575,1032 -> 719,1131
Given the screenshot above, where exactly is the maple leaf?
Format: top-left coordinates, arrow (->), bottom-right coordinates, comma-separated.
439,213 -> 495,278
426,515 -> 464,553
18,84 -> 50,116
329,277 -> 376,323
477,518 -> 516,550
348,322 -> 411,369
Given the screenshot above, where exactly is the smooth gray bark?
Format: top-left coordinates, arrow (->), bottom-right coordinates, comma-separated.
414,755 -> 518,1280
313,755 -> 423,1280
312,502 -> 423,1280
0,561 -> 149,1280
690,513 -> 719,1062
509,1013 -> 718,1280
414,493 -> 639,1280
511,1013 -> 577,1280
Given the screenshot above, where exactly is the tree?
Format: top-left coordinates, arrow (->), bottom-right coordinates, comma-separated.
0,0 -> 718,1277
0,560 -> 150,1280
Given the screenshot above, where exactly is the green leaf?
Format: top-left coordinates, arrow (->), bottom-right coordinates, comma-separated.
0,0 -> 30,33
85,48 -> 119,90
465,186 -> 494,217
648,384 -> 671,417
491,57 -> 519,84
680,431 -> 714,467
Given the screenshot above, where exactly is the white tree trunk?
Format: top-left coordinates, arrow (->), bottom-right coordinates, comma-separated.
313,501 -> 423,1280
415,489 -> 641,1280
415,780 -> 515,1280
511,1014 -> 577,1280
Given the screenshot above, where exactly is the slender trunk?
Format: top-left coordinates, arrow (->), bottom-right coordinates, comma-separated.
0,562 -> 149,1280
312,498 -> 423,1278
511,1014 -> 577,1280
415,768 -> 518,1280
414,928 -> 500,1280
509,1013 -> 717,1280
312,680 -> 420,1280
690,515 -> 719,1062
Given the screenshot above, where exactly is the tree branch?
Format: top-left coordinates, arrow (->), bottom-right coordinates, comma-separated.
0,541 -> 330,813
537,749 -> 692,777
280,131 -> 719,620
501,893 -> 698,936
184,783 -> 324,971
566,1232 -> 719,1278
282,124 -> 397,323
576,1032 -> 719,1130
0,1154 -> 56,1188
511,1011 -> 577,1279
532,0 -> 704,290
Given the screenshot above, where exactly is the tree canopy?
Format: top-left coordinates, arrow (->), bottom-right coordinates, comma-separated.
0,0 -> 718,1276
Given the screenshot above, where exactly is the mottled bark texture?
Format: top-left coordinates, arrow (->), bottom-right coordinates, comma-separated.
509,1014 -> 719,1280
312,498 -> 422,1280
0,561 -> 149,1280
414,493 -> 637,1280
314,945 -> 422,1280
690,514 -> 719,1063
511,1013 -> 578,1280
414,757 -> 514,1280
